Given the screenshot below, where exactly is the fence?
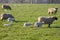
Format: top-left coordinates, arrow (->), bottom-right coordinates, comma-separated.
0,0 -> 60,4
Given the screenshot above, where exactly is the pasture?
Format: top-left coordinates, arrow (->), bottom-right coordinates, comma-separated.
0,4 -> 60,40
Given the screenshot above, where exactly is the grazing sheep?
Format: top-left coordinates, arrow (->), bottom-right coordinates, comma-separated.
48,8 -> 58,14
0,13 -> 15,21
38,16 -> 58,27
2,4 -> 11,10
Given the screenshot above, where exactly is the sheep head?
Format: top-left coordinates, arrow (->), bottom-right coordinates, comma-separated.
52,16 -> 58,20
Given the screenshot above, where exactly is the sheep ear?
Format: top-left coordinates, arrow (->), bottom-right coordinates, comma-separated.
55,8 -> 58,9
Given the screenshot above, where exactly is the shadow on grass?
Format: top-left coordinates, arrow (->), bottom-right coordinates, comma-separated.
41,26 -> 60,28
15,20 -> 28,23
51,26 -> 60,28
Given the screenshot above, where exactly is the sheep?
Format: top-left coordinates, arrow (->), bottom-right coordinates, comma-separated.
0,13 -> 15,21
2,4 -> 11,10
38,16 -> 58,28
48,8 -> 58,14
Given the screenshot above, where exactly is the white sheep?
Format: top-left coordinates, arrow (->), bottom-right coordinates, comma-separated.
48,8 -> 58,14
38,16 -> 58,27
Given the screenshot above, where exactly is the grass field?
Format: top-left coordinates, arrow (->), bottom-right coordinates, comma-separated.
0,4 -> 60,40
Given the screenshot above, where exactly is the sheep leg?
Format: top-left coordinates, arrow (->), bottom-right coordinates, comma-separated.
38,25 -> 39,27
48,12 -> 50,14
48,24 -> 50,28
52,12 -> 53,14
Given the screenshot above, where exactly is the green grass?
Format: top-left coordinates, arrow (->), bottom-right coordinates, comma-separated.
0,4 -> 60,40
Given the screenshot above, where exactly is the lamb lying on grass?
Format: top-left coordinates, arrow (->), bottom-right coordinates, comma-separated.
23,22 -> 33,27
34,22 -> 43,27
38,16 -> 58,27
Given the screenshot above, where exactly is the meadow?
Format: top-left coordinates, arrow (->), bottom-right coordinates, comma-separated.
0,4 -> 60,40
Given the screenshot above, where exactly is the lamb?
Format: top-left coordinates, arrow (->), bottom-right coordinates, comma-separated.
0,13 -> 15,21
2,4 -> 11,10
34,22 -> 43,27
48,8 -> 58,14
23,22 -> 33,27
38,16 -> 58,27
